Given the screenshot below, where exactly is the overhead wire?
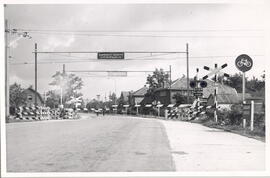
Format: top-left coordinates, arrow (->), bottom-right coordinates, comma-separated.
23,31 -> 263,38
15,28 -> 264,32
10,54 -> 264,65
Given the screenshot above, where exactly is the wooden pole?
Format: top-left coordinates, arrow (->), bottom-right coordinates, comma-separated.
214,64 -> 218,122
186,43 -> 190,104
169,65 -> 172,88
5,19 -> 10,122
35,43 -> 37,117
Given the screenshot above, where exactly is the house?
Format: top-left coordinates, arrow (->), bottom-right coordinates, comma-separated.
130,85 -> 148,105
119,91 -> 132,104
154,76 -> 239,107
154,77 -> 193,106
22,87 -> 44,107
204,80 -> 239,110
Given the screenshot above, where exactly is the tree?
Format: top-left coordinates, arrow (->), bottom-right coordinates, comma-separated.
49,71 -> 83,106
86,99 -> 103,110
223,73 -> 243,93
246,76 -> 265,98
9,83 -> 27,108
223,72 -> 265,98
109,92 -> 117,104
45,90 -> 60,108
146,68 -> 170,91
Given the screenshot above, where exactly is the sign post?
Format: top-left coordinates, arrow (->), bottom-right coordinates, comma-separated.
135,103 -> 140,115
242,103 -> 251,128
156,101 -> 163,117
251,100 -> 254,131
123,105 -> 129,114
203,63 -> 229,122
235,54 -> 253,128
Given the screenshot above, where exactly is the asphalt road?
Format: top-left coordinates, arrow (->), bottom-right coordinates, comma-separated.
6,113 -> 265,172
6,114 -> 174,172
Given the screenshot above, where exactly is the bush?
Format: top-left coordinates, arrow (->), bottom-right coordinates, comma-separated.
206,104 -> 243,126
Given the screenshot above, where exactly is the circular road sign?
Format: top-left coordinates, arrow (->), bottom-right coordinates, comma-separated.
235,54 -> 253,72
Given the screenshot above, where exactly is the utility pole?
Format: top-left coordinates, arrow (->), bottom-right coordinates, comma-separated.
63,64 -> 66,74
60,64 -> 65,108
5,19 -> 9,122
169,65 -> 172,88
186,43 -> 190,104
35,43 -> 37,117
242,72 -> 246,103
214,64 -> 218,122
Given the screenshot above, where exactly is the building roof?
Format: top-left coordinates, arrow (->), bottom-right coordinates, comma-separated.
208,93 -> 239,104
132,86 -> 148,96
170,77 -> 190,90
237,93 -> 252,102
202,79 -> 238,98
159,77 -> 239,104
168,77 -> 238,99
23,88 -> 44,104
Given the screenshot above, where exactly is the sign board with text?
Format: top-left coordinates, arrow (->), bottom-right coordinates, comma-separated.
108,71 -> 127,77
98,52 -> 125,59
243,104 -> 251,116
193,93 -> 203,97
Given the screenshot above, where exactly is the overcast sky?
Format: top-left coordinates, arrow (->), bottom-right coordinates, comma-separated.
4,3 -> 266,100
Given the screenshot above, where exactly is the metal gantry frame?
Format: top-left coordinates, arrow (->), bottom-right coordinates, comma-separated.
32,43 -> 190,106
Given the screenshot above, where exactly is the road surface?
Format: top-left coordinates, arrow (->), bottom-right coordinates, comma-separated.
6,113 -> 265,172
6,114 -> 174,172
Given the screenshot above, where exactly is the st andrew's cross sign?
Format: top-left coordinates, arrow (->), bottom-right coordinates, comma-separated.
202,63 -> 229,123
202,63 -> 229,80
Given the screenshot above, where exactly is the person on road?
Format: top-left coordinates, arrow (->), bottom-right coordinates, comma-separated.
96,108 -> 99,116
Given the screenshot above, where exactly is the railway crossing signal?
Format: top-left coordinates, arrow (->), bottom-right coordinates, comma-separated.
203,63 -> 229,80
203,63 -> 229,123
200,80 -> 207,88
190,68 -> 207,98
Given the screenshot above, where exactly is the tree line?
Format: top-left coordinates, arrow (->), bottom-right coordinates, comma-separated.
9,69 -> 265,110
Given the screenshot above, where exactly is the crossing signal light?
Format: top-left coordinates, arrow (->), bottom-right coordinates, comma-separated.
200,81 -> 208,88
190,81 -> 196,88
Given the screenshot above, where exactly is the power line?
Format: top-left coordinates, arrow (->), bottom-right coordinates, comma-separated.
32,51 -> 186,54
50,52 -> 177,60
66,70 -> 159,73
15,28 -> 264,33
9,54 -> 264,65
26,31 -> 263,38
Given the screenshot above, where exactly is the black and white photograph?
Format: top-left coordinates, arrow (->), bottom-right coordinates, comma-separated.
1,1 -> 269,177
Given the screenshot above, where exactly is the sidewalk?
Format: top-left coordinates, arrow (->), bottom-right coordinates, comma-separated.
160,120 -> 265,171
